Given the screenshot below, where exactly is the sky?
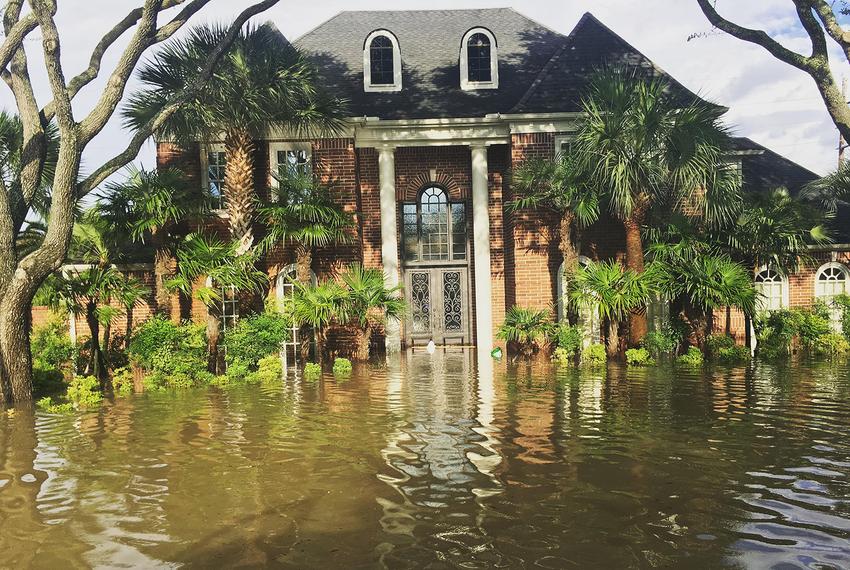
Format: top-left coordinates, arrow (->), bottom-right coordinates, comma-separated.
3,0 -> 849,178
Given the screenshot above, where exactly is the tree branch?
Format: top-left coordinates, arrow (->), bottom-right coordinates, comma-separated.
811,0 -> 850,62
0,8 -> 37,75
77,0 -> 281,195
695,0 -> 815,72
795,1 -> 829,58
31,0 -> 75,133
154,0 -> 210,41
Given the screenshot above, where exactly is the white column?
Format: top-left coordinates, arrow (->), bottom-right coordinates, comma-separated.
471,144 -> 493,353
378,144 -> 402,353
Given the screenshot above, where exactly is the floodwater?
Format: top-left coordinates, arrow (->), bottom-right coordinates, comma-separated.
1,352 -> 850,568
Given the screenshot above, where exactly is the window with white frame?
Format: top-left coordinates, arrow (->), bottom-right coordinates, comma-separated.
815,263 -> 849,330
269,143 -> 312,197
557,257 -> 601,347
202,144 -> 226,209
460,28 -> 498,90
276,266 -> 317,358
220,285 -> 239,332
754,267 -> 788,312
363,30 -> 402,92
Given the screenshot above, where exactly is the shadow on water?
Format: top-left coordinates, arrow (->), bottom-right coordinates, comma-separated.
0,352 -> 849,567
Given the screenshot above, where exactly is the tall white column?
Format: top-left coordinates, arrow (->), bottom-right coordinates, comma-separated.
470,144 -> 493,353
378,144 -> 402,353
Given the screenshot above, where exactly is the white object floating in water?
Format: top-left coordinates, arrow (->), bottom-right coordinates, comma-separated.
426,340 -> 436,354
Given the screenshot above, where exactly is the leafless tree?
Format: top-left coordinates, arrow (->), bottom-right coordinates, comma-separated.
0,0 -> 279,404
696,0 -> 850,143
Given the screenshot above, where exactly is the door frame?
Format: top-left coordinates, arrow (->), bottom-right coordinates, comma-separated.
403,266 -> 471,346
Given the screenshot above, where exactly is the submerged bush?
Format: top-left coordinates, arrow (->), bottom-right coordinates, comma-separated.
36,396 -> 74,414
641,325 -> 681,358
676,347 -> 704,367
31,317 -> 75,394
252,355 -> 283,384
129,317 -> 211,390
221,311 -> 289,370
497,307 -> 552,357
111,366 -> 134,396
66,375 -> 103,407
332,357 -> 352,376
812,333 -> 850,357
304,362 -> 322,380
625,347 -> 655,366
552,347 -> 576,366
581,344 -> 606,366
706,335 -> 750,363
755,306 -> 833,358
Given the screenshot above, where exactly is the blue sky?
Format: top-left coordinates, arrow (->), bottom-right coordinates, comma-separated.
3,0 -> 847,176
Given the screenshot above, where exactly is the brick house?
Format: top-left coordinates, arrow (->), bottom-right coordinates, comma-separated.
152,8 -> 846,354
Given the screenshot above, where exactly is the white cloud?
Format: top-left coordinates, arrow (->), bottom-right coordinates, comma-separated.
2,0 -> 845,178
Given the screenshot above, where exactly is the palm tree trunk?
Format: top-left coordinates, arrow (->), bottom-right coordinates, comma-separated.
295,242 -> 314,361
354,324 -> 371,361
152,237 -> 173,317
623,213 -> 648,346
606,319 -> 619,358
206,308 -> 222,375
124,305 -> 134,351
224,128 -> 256,253
559,210 -> 579,319
86,303 -> 107,389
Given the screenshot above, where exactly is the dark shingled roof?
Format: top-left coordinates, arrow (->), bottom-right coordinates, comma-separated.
733,137 -> 818,195
294,9 -> 716,119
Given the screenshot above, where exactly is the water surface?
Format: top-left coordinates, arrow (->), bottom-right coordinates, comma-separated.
1,351 -> 849,568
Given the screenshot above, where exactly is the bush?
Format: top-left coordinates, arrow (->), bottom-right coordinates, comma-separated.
641,325 -> 681,357
221,311 -> 289,370
581,344 -> 606,366
332,357 -> 352,376
111,366 -> 134,396
706,334 -> 750,362
755,307 -> 832,358
251,355 -> 283,384
31,317 -> 75,394
36,396 -> 74,414
625,347 -> 655,366
66,375 -> 103,408
676,347 -> 704,367
551,323 -> 583,353
812,333 -> 850,356
834,294 -> 850,340
129,317 -> 211,390
552,347 -> 576,366
497,307 -> 552,357
304,362 -> 322,381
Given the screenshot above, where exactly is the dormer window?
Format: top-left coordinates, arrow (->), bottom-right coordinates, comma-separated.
363,30 -> 402,92
460,28 -> 498,90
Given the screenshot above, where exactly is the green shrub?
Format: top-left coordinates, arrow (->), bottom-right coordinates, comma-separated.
36,396 -> 74,414
304,362 -> 322,381
66,375 -> 103,408
221,311 -> 289,370
332,357 -> 352,376
641,325 -> 681,357
551,323 -> 583,353
581,344 -> 607,366
250,355 -> 283,384
129,317 -> 210,390
755,307 -> 833,357
676,346 -> 704,367
111,367 -> 134,396
497,307 -> 552,356
716,345 -> 751,363
625,347 -> 655,366
31,317 -> 75,394
834,294 -> 850,340
812,333 -> 850,356
552,347 -> 576,366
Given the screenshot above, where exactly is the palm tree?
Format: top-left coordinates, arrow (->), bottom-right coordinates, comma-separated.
258,171 -> 355,285
573,68 -> 737,345
496,306 -> 553,358
287,279 -> 347,361
124,23 -> 346,249
655,255 -> 757,347
99,167 -> 213,317
338,264 -> 405,361
803,161 -> 850,213
166,233 -> 268,373
569,260 -> 657,357
509,152 -> 600,292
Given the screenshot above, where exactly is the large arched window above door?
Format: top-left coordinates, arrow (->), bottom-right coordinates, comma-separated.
460,27 -> 498,90
363,30 -> 402,92
402,186 -> 467,263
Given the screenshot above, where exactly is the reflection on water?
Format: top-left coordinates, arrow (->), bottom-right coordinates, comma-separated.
1,352 -> 849,568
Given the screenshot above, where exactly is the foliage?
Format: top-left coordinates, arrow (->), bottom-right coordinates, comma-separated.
625,347 -> 655,366
570,261 -> 657,323
550,323 -> 583,364
676,347 -> 705,367
66,376 -> 103,408
706,334 -> 750,363
641,325 -> 681,357
337,264 -> 405,329
304,362 -> 322,381
812,333 -> 850,357
222,311 -> 290,370
497,307 -> 552,356
288,280 -> 347,335
332,357 -> 353,376
36,397 -> 74,414
31,317 -> 74,373
655,255 -> 757,315
252,355 -> 284,384
581,344 -> 607,366
128,317 -> 212,390
754,306 -> 833,358
111,367 -> 134,396
552,347 -> 576,366
832,294 -> 850,340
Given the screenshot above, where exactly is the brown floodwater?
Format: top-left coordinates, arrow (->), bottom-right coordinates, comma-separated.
1,351 -> 849,568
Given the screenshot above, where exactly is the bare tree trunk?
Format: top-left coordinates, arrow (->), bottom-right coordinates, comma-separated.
606,319 -> 619,358
295,243 -> 313,361
623,213 -> 648,346
206,308 -> 221,375
224,128 -> 256,252
0,290 -> 33,404
152,237 -> 172,317
85,303 -> 107,389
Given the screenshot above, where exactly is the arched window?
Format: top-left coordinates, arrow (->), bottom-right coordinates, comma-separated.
401,186 -> 467,263
755,267 -> 788,312
557,256 -> 601,346
815,262 -> 849,330
363,30 -> 401,92
460,28 -> 498,90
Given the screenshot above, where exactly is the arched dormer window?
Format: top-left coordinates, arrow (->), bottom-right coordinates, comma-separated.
460,28 -> 498,90
363,30 -> 401,92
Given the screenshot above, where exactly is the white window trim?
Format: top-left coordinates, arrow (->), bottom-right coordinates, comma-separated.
200,142 -> 228,216
269,141 -> 313,199
557,256 -> 601,346
554,135 -> 572,156
460,27 -> 499,91
754,265 -> 789,312
814,261 -> 850,296
363,30 -> 402,92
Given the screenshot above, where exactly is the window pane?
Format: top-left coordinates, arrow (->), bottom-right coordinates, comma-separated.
402,203 -> 418,262
451,203 -> 466,260
420,187 -> 449,261
370,36 -> 395,85
277,149 -> 310,179
207,151 -> 226,208
467,33 -> 492,83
